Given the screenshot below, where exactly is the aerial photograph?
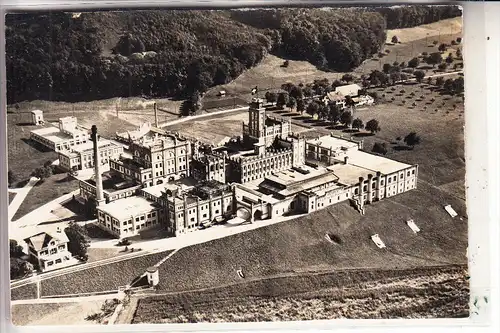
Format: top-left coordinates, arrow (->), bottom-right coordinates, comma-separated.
6,5 -> 468,325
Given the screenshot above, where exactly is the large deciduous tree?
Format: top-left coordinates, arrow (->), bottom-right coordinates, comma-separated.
365,119 -> 381,134
277,92 -> 289,109
340,110 -> 353,127
65,222 -> 91,261
352,118 -> 364,131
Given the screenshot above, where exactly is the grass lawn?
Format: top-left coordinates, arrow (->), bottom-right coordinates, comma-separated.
7,97 -> 181,137
11,284 -> 38,301
133,265 -> 468,323
9,192 -> 16,204
11,300 -> 105,326
12,173 -> 80,221
86,247 -> 128,263
7,113 -> 59,183
40,250 -> 172,296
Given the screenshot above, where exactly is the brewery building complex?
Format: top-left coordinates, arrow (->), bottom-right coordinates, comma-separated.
29,98 -> 418,239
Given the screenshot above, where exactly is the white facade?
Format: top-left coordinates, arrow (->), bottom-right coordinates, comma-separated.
96,196 -> 164,238
30,110 -> 44,125
58,139 -> 124,171
24,232 -> 78,272
29,117 -> 90,152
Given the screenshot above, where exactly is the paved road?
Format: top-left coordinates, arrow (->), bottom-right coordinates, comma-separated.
11,292 -> 124,305
158,105 -> 249,128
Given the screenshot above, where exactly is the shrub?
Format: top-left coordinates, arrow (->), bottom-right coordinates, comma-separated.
372,142 -> 388,155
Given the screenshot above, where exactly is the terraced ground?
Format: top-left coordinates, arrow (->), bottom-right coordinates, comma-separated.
39,250 -> 172,297
133,265 -> 468,323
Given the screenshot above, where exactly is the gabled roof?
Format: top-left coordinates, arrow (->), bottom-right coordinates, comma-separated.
24,231 -> 69,251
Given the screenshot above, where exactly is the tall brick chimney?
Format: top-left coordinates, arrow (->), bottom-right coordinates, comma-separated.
91,125 -> 105,205
154,103 -> 159,128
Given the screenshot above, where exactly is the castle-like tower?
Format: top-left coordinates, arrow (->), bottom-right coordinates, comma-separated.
242,98 -> 291,152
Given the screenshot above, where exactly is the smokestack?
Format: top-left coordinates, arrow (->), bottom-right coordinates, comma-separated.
91,125 -> 105,205
154,103 -> 158,128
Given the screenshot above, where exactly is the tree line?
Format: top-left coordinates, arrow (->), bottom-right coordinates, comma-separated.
372,5 -> 462,29
6,7 -> 461,104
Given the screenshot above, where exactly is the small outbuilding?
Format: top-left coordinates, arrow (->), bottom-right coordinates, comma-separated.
146,266 -> 159,287
31,110 -> 44,125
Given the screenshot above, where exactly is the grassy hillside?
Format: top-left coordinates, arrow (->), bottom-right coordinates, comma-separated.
133,265 -> 468,322
154,179 -> 466,293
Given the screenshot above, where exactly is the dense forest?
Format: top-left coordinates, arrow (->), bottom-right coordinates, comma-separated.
5,5 -> 461,104
372,5 -> 462,29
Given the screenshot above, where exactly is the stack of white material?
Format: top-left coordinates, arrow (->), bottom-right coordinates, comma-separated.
406,219 -> 421,233
371,234 -> 386,249
444,204 -> 458,218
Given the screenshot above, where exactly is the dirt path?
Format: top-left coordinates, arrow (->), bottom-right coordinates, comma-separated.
115,298 -> 138,324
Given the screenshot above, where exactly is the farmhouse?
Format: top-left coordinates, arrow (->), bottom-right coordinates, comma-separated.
23,231 -> 78,272
29,116 -> 90,152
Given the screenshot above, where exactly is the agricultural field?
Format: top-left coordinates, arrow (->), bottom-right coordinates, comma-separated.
6,112 -> 59,184
86,248 -> 129,263
11,300 -> 105,326
133,265 -> 468,323
386,17 -> 462,44
268,80 -> 465,195
39,250 -> 172,296
165,110 -> 312,145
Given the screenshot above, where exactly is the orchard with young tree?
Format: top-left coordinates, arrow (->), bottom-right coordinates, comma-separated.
306,101 -> 320,117
414,70 -> 425,83
372,142 -> 388,155
328,103 -> 342,124
426,52 -> 443,67
408,57 -> 420,68
286,97 -> 297,111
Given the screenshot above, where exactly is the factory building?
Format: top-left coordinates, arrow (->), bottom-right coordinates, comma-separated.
29,116 -> 90,152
